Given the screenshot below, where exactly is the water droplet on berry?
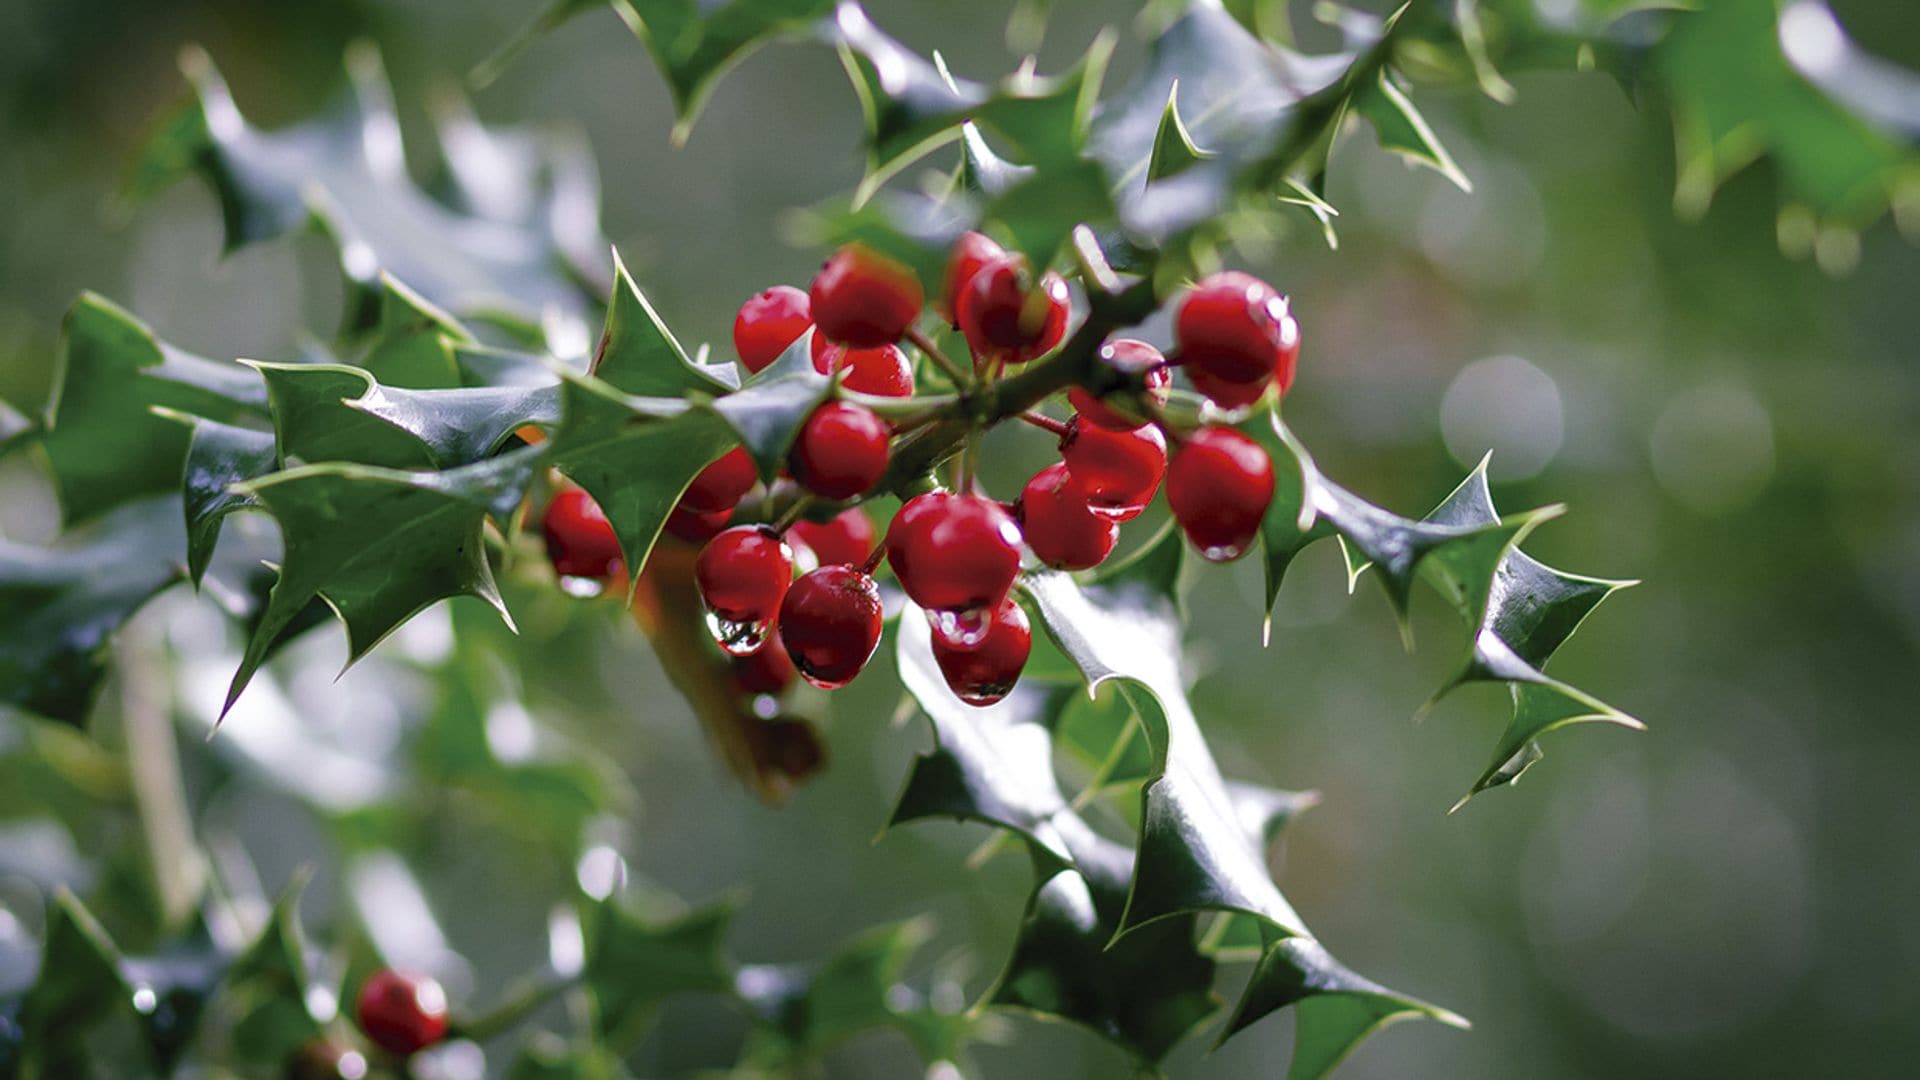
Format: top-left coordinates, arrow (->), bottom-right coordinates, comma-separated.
1083,499 -> 1147,523
1198,540 -> 1247,563
705,610 -> 773,656
559,575 -> 608,599
928,606 -> 994,651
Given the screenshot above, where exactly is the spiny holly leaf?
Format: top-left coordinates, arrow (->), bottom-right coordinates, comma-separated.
616,0 -> 837,146
38,293 -> 263,526
593,252 -> 738,397
251,363 -> 436,469
1024,529 -> 1467,1071
1146,80 -> 1213,183
159,412 -> 276,586
130,46 -> 605,351
1419,460 -> 1641,804
0,498 -> 185,725
1244,406 -> 1335,629
704,330 -> 833,483
224,880 -> 324,1066
1351,69 -> 1472,193
892,611 -> 1219,1063
222,449 -> 536,716
118,924 -> 229,1071
836,3 -> 1112,197
736,918 -> 969,1068
13,891 -> 131,1074
350,382 -> 563,468
580,896 -> 737,1046
955,122 -> 1034,198
340,276 -> 473,388
1220,934 -> 1468,1075
543,372 -> 736,589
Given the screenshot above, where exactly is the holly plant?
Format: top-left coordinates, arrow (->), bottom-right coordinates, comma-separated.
1,0 -> 1914,1077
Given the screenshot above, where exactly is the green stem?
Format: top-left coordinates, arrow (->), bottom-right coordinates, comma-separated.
118,627 -> 206,929
453,971 -> 580,1042
905,325 -> 972,386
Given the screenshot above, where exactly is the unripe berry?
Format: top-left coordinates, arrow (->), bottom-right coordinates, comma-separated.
543,488 -> 623,579
695,526 -> 794,655
664,503 -> 732,544
779,565 -> 885,690
932,595 -> 1031,707
733,629 -> 796,696
1166,427 -> 1274,562
810,244 -> 923,348
940,230 -> 1007,325
790,401 -> 890,499
885,493 -> 1024,633
1018,463 -> 1118,571
733,286 -> 811,374
354,968 -> 448,1057
956,257 -> 1070,364
1068,338 -> 1172,431
682,446 -> 756,513
789,507 -> 877,567
1059,416 -> 1167,521
811,338 -> 916,397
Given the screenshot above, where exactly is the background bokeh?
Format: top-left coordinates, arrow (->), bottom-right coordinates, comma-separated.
2,0 -> 1917,1077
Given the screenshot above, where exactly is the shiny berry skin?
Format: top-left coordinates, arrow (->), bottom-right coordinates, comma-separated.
779,566 -> 885,690
1018,463 -> 1118,571
543,488 -> 623,579
1068,339 -> 1172,431
733,630 -> 796,695
956,257 -> 1070,363
1175,271 -> 1292,377
811,338 -> 916,397
1060,417 -> 1167,521
733,286 -> 812,374
789,507 -> 876,567
1184,364 -> 1271,410
1166,427 -> 1275,562
790,402 -> 890,500
932,595 -> 1031,706
682,446 -> 757,513
885,493 -> 1024,615
695,526 -> 794,625
810,244 -> 923,348
354,968 -> 448,1056
664,503 -> 732,543
940,230 -> 1007,325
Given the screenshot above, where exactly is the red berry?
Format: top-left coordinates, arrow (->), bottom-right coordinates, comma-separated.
543,488 -> 623,579
682,446 -> 756,513
1059,416 -> 1166,521
789,507 -> 877,567
695,526 -> 794,654
1175,272 -> 1298,406
733,286 -> 812,374
940,230 -> 1007,325
932,595 -> 1031,706
664,503 -> 732,543
810,244 -> 923,348
1068,339 -> 1172,431
1018,463 -> 1118,571
956,257 -> 1070,364
885,493 -> 1024,620
1166,427 -> 1274,562
790,402 -> 890,499
811,338 -> 916,397
733,629 -> 796,696
354,968 -> 448,1057
779,566 -> 885,690
1185,365 -> 1270,410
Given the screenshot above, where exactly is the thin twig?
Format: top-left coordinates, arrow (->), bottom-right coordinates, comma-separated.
905,325 -> 972,386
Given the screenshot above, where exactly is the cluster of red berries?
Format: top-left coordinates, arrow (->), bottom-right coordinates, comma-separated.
544,234 -> 1301,708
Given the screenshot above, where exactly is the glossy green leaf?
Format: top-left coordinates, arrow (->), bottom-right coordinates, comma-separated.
160,412 -> 276,586
593,252 -> 738,397
119,925 -> 229,1071
251,362 -> 436,470
38,294 -> 262,527
224,881 -> 324,1066
130,47 -> 605,351
222,449 -> 536,716
14,891 -> 130,1074
543,372 -> 735,588
1352,70 -> 1472,193
616,0 -> 836,145
1146,80 -> 1213,183
703,330 -> 832,483
581,897 -> 737,1046
0,498 -> 185,725
350,382 -> 563,467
